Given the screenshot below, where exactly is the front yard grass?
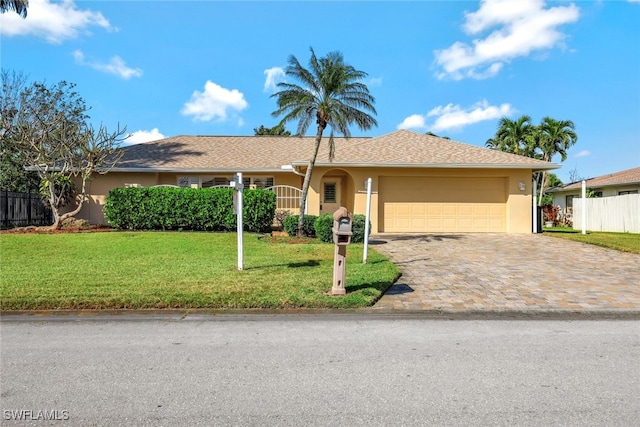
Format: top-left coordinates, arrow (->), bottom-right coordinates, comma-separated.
0,232 -> 399,311
543,229 -> 640,254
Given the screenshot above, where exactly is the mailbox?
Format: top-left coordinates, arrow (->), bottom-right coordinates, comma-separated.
332,207 -> 353,246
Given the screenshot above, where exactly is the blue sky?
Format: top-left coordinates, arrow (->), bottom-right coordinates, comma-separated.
1,0 -> 639,183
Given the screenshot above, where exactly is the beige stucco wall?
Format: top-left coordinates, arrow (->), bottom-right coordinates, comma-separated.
79,168 -> 533,233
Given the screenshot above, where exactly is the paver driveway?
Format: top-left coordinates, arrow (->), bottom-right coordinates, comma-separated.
371,233 -> 640,313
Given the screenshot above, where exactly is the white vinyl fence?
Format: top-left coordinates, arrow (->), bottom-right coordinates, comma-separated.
572,193 -> 640,233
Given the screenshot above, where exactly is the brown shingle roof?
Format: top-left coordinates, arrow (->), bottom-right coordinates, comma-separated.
549,166 -> 640,191
114,129 -> 557,172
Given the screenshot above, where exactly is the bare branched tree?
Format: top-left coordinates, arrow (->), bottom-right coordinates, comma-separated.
5,77 -> 126,229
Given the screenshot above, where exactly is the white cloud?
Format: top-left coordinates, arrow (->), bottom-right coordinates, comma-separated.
369,76 -> 383,87
125,128 -> 166,145
434,0 -> 580,80
398,100 -> 514,132
263,67 -> 285,93
181,80 -> 248,122
73,50 -> 142,79
397,114 -> 428,130
0,0 -> 112,44
574,150 -> 591,158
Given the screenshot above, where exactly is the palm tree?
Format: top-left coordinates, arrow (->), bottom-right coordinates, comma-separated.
485,115 -> 536,157
1,0 -> 28,18
272,48 -> 377,236
537,117 -> 577,205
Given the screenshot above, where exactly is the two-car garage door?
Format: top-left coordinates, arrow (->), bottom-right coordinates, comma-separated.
379,176 -> 507,233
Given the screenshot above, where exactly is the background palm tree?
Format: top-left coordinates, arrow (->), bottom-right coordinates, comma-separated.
485,115 -> 536,157
536,117 -> 577,205
1,0 -> 28,18
272,48 -> 377,236
487,114 -> 578,206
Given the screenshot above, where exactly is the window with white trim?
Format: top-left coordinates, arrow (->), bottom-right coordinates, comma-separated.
177,176 -> 199,188
619,190 -> 638,195
177,176 -> 273,189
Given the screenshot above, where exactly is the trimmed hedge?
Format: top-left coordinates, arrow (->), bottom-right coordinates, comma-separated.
104,187 -> 276,232
314,213 -> 371,243
314,214 -> 334,242
284,214 -> 318,237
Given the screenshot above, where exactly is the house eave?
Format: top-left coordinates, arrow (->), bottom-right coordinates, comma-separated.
108,167 -> 288,173
290,162 -> 560,171
547,180 -> 640,193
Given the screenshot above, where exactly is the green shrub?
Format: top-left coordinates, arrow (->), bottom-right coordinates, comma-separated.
312,213 -> 371,243
104,187 -> 275,232
314,214 -> 334,243
351,214 -> 371,243
284,214 -> 317,237
243,189 -> 277,232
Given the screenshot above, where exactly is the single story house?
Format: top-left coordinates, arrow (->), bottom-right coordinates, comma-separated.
547,166 -> 640,212
78,129 -> 557,234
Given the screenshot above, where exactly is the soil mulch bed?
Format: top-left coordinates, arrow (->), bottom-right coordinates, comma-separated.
1,225 -> 115,234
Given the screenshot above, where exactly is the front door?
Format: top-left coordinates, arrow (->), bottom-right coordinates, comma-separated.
320,178 -> 341,216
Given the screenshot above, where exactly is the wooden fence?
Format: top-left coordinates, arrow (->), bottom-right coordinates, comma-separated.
0,190 -> 53,228
572,193 -> 640,233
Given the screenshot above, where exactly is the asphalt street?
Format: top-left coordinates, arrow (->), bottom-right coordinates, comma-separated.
1,314 -> 638,426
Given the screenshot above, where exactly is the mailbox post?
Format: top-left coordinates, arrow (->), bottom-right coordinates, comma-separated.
331,207 -> 352,295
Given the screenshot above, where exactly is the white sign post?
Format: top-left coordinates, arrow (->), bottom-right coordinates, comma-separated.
363,178 -> 372,264
532,178 -> 538,233
231,172 -> 244,270
581,179 -> 586,235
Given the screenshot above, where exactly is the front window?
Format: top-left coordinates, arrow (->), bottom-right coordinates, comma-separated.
177,176 -> 273,189
324,182 -> 337,203
566,195 -> 576,209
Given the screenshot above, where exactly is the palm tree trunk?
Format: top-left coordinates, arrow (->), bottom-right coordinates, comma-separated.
297,125 -> 325,237
537,171 -> 548,206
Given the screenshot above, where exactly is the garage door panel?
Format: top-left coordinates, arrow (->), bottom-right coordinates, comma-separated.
474,205 -> 489,215
458,205 -> 473,215
442,205 -> 457,215
380,176 -> 507,233
490,205 -> 505,216
412,205 -> 426,215
380,177 -> 506,203
490,218 -> 504,229
428,205 -> 442,215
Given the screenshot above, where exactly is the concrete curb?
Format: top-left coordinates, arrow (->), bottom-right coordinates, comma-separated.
1,308 -> 639,321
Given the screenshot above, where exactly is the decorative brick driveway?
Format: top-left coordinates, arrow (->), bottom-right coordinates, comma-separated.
371,234 -> 640,313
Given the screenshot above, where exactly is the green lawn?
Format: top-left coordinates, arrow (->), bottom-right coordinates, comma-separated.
543,228 -> 640,254
0,232 -> 399,311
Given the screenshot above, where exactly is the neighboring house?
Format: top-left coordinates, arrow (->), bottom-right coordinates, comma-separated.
78,129 -> 557,234
547,166 -> 640,213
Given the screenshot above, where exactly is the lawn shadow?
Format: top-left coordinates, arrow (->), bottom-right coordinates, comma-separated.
368,239 -> 388,245
246,259 -> 321,270
383,283 -> 414,295
394,257 -> 430,265
543,229 -> 580,234
345,271 -> 403,294
383,234 -> 464,242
